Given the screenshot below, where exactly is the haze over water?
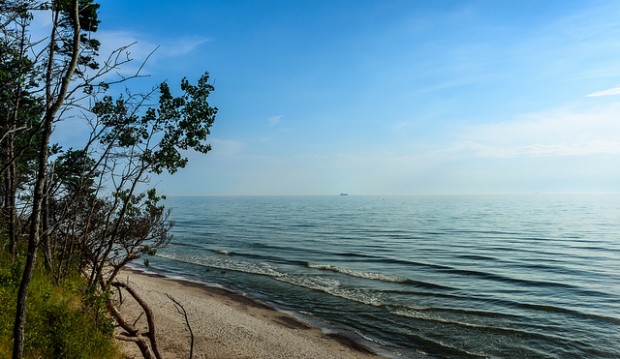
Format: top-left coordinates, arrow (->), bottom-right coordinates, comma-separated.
143,194 -> 620,358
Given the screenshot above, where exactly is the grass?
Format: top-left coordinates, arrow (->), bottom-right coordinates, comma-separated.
0,240 -> 121,359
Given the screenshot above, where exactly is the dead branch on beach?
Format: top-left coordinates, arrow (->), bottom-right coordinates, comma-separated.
108,299 -> 154,359
111,281 -> 163,359
166,293 -> 195,359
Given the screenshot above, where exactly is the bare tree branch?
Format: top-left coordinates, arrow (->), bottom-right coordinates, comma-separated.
167,293 -> 195,359
112,281 -> 163,359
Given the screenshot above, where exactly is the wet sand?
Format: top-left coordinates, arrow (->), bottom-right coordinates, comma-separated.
113,269 -> 382,359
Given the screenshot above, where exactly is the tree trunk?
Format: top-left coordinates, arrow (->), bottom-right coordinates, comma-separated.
7,158 -> 17,257
4,4 -> 30,258
3,149 -> 17,256
41,177 -> 54,273
12,2 -> 81,358
11,118 -> 52,358
12,89 -> 56,359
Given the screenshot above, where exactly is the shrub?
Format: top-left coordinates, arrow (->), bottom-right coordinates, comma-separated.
0,247 -> 121,359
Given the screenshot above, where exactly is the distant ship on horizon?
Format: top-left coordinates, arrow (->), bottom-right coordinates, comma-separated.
340,193 -> 349,196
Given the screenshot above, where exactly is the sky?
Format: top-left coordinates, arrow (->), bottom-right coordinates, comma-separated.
56,0 -> 620,195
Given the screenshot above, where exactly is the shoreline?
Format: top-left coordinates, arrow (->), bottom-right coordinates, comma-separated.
113,267 -> 385,359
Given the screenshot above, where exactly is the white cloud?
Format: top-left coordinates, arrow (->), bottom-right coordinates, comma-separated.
56,30 -> 211,86
161,38 -> 210,57
267,115 -> 282,126
210,138 -> 245,157
391,121 -> 411,132
27,7 -> 208,66
28,9 -> 53,39
453,103 -> 620,157
94,30 -> 157,77
96,31 -> 209,66
452,141 -> 620,158
586,87 -> 620,97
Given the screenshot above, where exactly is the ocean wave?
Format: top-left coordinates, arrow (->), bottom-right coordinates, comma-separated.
511,302 -> 620,325
157,253 -> 286,278
307,262 -> 411,283
305,262 -> 452,290
405,333 -> 487,359
159,253 -> 393,307
392,307 -> 562,342
214,249 -> 233,256
276,275 -> 385,307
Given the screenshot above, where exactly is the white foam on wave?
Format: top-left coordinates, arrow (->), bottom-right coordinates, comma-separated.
158,253 -> 286,278
277,274 -> 385,307
215,249 -> 233,256
158,253 -> 387,307
306,262 -> 410,283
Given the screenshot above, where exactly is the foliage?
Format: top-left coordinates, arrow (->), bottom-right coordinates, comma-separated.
1,0 -> 217,357
0,243 -> 121,359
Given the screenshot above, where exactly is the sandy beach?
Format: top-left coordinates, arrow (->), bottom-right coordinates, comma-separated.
113,269 -> 383,359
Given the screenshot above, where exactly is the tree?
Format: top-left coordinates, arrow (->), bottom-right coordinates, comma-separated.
12,1 -> 92,357
83,73 -> 217,290
0,1 -> 218,358
0,1 -> 43,257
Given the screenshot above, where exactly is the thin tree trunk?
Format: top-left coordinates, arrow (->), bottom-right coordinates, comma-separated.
12,2 -> 81,358
5,9 -> 33,258
3,152 -> 17,256
41,177 -> 54,273
7,13 -> 29,258
11,95 -> 55,359
7,158 -> 16,257
1,106 -> 13,254
11,115 -> 53,358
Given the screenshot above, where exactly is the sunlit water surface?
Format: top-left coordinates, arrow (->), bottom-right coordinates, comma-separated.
140,195 -> 620,358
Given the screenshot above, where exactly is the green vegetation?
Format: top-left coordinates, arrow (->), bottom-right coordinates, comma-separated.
1,1 -> 216,357
0,242 -> 120,359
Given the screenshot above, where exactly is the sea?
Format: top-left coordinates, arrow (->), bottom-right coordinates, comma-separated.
136,194 -> 620,358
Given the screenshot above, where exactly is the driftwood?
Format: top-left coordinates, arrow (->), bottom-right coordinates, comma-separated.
109,276 -> 197,359
107,297 -> 154,359
166,294 -> 195,359
111,281 -> 163,359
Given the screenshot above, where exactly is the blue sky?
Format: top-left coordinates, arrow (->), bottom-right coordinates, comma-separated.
59,1 -> 620,195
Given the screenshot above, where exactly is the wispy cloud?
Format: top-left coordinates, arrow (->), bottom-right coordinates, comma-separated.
586,87 -> 620,97
452,141 -> 620,158
210,138 -> 245,156
159,37 -> 211,58
268,115 -> 283,126
95,30 -> 157,76
97,31 -> 209,63
453,103 -> 620,157
391,121 -> 411,132
66,30 -> 211,83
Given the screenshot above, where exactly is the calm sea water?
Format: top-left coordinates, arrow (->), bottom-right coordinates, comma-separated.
141,195 -> 620,358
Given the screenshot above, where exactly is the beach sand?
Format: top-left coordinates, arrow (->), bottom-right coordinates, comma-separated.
113,269 -> 382,359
